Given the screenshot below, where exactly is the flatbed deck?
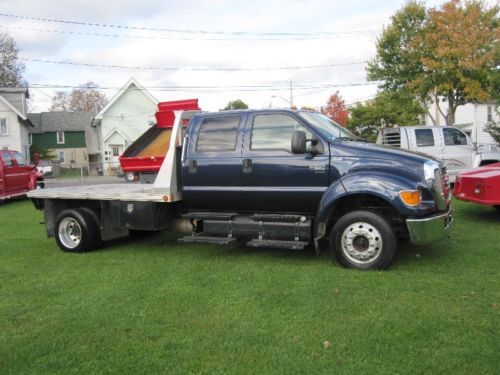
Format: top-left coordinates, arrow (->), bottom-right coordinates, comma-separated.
27,183 -> 177,203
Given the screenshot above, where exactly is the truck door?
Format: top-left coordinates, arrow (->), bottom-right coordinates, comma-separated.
413,128 -> 442,160
182,114 -> 245,210
240,112 -> 329,213
439,127 -> 474,174
1,151 -> 18,193
12,151 -> 33,191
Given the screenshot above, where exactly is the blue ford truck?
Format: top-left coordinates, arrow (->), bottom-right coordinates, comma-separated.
29,109 -> 453,270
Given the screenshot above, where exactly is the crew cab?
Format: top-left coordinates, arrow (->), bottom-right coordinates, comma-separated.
1,150 -> 43,202
377,126 -> 500,182
28,109 -> 453,270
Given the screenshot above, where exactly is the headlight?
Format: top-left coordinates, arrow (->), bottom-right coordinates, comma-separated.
399,190 -> 422,206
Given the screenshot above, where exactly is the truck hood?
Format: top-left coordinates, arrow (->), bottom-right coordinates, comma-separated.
329,141 -> 436,181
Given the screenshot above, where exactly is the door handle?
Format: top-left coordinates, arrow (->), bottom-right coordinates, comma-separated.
242,159 -> 252,174
188,160 -> 197,174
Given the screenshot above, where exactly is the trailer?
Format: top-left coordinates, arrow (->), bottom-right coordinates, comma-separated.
454,162 -> 500,211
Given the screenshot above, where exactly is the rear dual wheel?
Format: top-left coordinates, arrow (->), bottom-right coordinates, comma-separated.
55,209 -> 100,252
330,210 -> 396,270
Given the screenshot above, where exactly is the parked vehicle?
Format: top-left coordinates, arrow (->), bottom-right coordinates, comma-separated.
377,126 -> 500,182
454,162 -> 500,211
120,99 -> 200,183
29,109 -> 452,270
36,160 -> 54,177
1,150 -> 44,202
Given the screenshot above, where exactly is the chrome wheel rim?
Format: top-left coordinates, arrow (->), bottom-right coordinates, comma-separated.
341,222 -> 383,265
58,217 -> 82,249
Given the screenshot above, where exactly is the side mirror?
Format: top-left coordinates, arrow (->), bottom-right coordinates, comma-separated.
291,131 -> 307,154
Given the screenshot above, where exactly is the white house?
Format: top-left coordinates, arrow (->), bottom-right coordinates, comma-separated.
425,101 -> 498,145
94,78 -> 158,175
0,88 -> 32,161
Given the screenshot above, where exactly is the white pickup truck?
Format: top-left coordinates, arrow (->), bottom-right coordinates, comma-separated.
377,126 -> 500,182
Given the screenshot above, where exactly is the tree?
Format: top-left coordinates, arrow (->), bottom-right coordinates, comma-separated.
0,32 -> 26,87
68,82 -> 108,115
348,90 -> 424,141
367,0 -> 499,126
50,91 -> 70,111
322,92 -> 349,126
223,99 -> 248,110
485,122 -> 500,144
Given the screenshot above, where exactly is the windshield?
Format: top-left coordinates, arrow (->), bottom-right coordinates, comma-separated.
298,111 -> 357,141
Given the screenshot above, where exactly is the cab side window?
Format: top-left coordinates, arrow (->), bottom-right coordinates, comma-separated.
1,151 -> 14,166
415,129 -> 435,147
14,152 -> 27,166
196,116 -> 240,152
251,114 -> 313,152
443,128 -> 467,146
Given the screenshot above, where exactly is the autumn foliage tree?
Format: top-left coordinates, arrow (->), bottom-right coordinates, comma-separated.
50,82 -> 108,116
322,92 -> 348,126
368,0 -> 499,126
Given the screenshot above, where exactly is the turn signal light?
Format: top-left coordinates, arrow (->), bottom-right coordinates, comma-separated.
399,190 -> 421,206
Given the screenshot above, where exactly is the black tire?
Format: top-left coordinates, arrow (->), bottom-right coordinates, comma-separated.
494,205 -> 500,212
78,207 -> 103,248
54,209 -> 98,252
330,210 -> 397,270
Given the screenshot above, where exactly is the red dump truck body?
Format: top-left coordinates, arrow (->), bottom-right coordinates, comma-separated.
119,99 -> 200,180
454,162 -> 500,208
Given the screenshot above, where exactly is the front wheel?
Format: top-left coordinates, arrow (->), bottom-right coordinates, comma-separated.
330,210 -> 397,270
55,209 -> 98,252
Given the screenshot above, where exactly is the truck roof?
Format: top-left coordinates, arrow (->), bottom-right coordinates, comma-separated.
192,108 -> 305,118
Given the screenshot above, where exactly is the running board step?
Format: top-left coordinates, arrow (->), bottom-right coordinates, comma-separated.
251,214 -> 307,222
178,234 -> 236,245
182,212 -> 237,220
246,239 -> 308,250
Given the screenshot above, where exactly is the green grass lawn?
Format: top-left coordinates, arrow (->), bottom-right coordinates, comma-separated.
0,200 -> 499,374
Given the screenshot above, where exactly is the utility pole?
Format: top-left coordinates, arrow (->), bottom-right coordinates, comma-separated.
289,80 -> 293,109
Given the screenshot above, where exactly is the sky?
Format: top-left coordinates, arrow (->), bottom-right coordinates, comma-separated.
0,0 -> 490,113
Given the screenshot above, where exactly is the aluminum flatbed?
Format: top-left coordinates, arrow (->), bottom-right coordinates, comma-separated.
28,183 -> 177,203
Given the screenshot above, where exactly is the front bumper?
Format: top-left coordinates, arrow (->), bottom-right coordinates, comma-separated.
406,207 -> 453,245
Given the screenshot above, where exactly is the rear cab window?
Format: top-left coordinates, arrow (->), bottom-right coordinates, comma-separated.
191,115 -> 243,156
415,129 -> 435,147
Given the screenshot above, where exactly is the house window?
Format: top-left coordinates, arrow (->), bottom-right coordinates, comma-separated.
29,133 -> 32,145
0,118 -> 7,135
487,106 -> 493,122
59,151 -> 65,163
57,131 -> 65,144
111,146 -> 120,156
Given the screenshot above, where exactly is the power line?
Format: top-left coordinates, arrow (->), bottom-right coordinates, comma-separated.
0,12 -> 380,37
26,82 -> 379,92
20,57 -> 367,72
0,24 -> 377,41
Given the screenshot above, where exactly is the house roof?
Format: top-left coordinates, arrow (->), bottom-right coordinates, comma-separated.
94,77 -> 158,120
28,111 -> 93,134
0,88 -> 29,121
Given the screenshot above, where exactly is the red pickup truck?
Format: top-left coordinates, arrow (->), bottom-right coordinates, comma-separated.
0,150 -> 44,202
